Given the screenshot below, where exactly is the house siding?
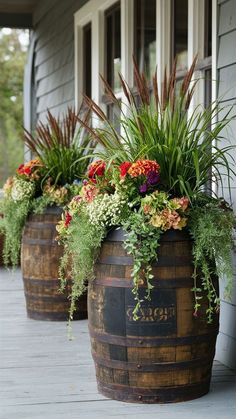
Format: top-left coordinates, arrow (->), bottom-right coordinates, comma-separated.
215,0 -> 236,370
31,0 -> 89,123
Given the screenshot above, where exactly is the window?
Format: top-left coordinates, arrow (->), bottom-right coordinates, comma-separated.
83,23 -> 92,98
134,0 -> 156,79
172,0 -> 188,72
105,3 -> 121,92
74,0 -> 216,117
203,0 -> 212,108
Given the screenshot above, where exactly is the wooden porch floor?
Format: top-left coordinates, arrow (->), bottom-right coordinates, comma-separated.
1,268 -> 236,419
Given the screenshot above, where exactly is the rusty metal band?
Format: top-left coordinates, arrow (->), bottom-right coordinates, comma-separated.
27,308 -> 87,321
28,206 -> 62,217
24,222 -> 57,229
97,380 -> 210,403
24,291 -> 69,302
93,352 -> 214,372
89,326 -> 218,347
22,238 -> 58,246
106,228 -> 191,243
93,276 -> 193,288
23,277 -> 61,285
98,255 -> 192,267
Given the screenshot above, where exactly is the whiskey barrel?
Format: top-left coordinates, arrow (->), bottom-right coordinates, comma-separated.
88,228 -> 219,403
21,206 -> 87,321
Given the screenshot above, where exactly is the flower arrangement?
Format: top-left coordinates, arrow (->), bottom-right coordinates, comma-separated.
57,59 -> 236,323
0,107 -> 94,267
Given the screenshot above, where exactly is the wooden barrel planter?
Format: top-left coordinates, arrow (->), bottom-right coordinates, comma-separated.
88,228 -> 219,404
21,206 -> 87,321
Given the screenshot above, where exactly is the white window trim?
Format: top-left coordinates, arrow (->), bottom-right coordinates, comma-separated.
156,0 -> 171,88
74,0 -> 134,112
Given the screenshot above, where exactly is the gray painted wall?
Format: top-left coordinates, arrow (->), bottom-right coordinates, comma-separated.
215,0 -> 236,370
29,0 -> 88,123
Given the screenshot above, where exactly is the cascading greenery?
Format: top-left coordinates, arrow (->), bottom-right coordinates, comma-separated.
188,196 -> 236,322
0,198 -> 30,266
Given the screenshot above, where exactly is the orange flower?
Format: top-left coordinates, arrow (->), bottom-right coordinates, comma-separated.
17,158 -> 42,176
150,209 -> 187,231
128,160 -> 160,178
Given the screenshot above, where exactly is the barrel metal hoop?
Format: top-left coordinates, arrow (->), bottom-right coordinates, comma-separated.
89,326 -> 218,347
22,238 -> 58,246
92,352 -> 214,372
24,222 -> 58,229
97,380 -> 210,403
98,255 -> 193,267
93,277 -> 193,288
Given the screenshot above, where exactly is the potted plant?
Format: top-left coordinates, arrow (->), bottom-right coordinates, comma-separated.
0,107 -> 93,321
57,60 -> 236,402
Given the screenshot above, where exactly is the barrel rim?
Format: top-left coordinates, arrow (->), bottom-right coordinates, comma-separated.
106,227 -> 192,242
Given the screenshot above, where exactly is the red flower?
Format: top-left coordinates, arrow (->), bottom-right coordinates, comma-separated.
88,160 -> 106,180
24,167 -> 32,175
64,212 -> 72,227
17,164 -> 24,172
119,162 -> 132,178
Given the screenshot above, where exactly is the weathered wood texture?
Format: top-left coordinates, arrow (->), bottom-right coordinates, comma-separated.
216,0 -> 236,370
21,206 -> 87,321
30,0 -> 88,123
0,268 -> 236,418
89,229 -> 219,403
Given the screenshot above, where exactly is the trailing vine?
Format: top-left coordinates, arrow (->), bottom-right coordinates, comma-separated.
188,197 -> 236,322
122,211 -> 162,319
58,209 -> 106,320
0,197 -> 31,267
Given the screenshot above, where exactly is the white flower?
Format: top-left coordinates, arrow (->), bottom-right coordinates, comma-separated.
86,192 -> 127,228
11,179 -> 35,202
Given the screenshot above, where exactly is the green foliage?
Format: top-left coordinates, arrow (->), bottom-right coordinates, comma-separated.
0,197 -> 31,267
58,209 -> 106,319
122,211 -> 162,319
0,29 -> 27,187
188,196 -> 236,322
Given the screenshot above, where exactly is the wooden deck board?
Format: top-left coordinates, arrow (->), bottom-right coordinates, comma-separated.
1,268 -> 236,419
